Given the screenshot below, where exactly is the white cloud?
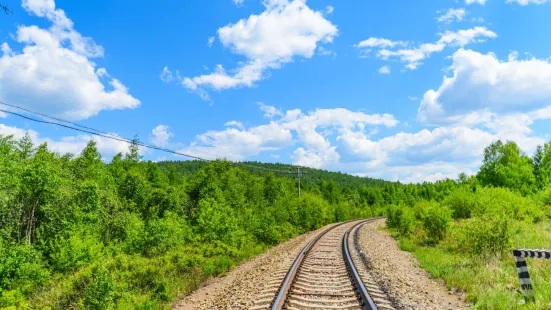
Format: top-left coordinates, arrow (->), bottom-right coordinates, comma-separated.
291,146 -> 339,168
355,37 -> 405,49
419,49 -> 551,124
0,0 -> 139,120
357,27 -> 496,70
378,65 -> 390,74
233,0 -> 244,5
367,162 -> 477,183
183,0 -> 338,97
151,125 -> 173,147
207,36 -> 215,47
466,0 -> 487,4
507,0 -> 548,4
408,96 -> 419,101
325,5 -> 334,14
178,101 -> 547,182
183,106 -> 398,168
258,102 -> 283,118
1,42 -> 13,56
437,8 -> 466,23
224,120 -> 245,129
181,121 -> 293,161
160,66 -> 173,83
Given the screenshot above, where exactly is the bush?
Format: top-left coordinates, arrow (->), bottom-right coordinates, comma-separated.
442,187 -> 478,219
386,205 -> 416,236
459,215 -> 513,262
83,267 -> 116,310
49,230 -> 104,272
473,187 -> 542,222
0,243 -> 49,306
422,204 -> 451,243
142,212 -> 192,256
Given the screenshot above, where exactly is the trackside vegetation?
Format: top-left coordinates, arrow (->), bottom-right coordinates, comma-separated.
0,134 -> 390,309
1,133 -> 551,309
386,140 -> 551,309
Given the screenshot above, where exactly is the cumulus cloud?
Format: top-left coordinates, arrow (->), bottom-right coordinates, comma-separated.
151,125 -> 173,147
182,0 -> 338,98
325,5 -> 334,14
356,27 -> 496,70
0,0 -> 140,120
437,8 -> 466,23
418,49 -> 551,124
181,121 -> 293,161
183,106 -> 398,167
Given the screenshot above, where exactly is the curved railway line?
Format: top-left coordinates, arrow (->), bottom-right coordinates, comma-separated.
250,219 -> 395,310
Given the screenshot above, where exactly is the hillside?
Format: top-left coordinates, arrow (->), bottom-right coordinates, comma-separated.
157,160 -> 389,190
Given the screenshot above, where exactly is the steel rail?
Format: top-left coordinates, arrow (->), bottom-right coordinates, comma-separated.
343,220 -> 378,310
270,221 -> 349,310
270,218 -> 381,310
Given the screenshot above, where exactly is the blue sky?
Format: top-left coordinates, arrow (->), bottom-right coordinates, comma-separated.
1,0 -> 551,182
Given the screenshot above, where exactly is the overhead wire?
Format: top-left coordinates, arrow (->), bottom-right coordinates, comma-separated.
0,101 -> 310,174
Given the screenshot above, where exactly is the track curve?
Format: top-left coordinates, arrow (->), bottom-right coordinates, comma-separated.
250,218 -> 394,310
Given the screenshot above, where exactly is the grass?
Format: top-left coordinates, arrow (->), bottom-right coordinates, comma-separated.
396,221 -> 551,310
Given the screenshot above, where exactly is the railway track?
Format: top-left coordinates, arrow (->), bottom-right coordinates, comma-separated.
250,219 -> 394,310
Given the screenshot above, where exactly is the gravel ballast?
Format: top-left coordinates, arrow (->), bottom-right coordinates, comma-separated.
357,219 -> 468,310
173,225 -> 333,310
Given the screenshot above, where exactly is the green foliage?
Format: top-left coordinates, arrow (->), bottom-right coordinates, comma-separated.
2,132 -> 551,308
0,242 -> 49,306
478,140 -> 536,195
442,187 -> 478,219
422,203 -> 451,243
386,205 -> 416,235
49,230 -> 104,272
83,267 -> 116,310
460,215 -> 513,262
535,142 -> 551,189
1,134 -> 375,307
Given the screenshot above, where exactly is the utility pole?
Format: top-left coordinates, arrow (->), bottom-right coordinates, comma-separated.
297,167 -> 301,198
289,167 -> 304,198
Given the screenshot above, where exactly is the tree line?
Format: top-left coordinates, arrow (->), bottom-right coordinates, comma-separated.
1,134 -> 550,308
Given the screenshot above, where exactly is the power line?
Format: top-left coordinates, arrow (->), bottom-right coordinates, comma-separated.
0,101 -> 310,176
0,101 -> 120,139
0,108 -> 208,161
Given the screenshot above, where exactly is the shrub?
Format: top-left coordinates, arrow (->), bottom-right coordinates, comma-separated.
460,215 -> 513,262
0,243 -> 49,306
142,212 -> 192,256
49,230 -> 104,272
83,267 -> 116,310
442,187 -> 478,219
473,187 -> 542,222
422,204 -> 451,243
386,205 -> 416,236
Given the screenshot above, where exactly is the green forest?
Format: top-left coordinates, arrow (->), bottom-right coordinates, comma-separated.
1,133 -> 551,309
